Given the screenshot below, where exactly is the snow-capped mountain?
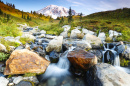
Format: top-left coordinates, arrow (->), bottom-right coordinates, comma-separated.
37,5 -> 77,19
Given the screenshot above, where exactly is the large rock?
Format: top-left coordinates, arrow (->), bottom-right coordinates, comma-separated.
96,63 -> 130,86
83,34 -> 102,46
46,36 -> 63,52
67,49 -> 97,70
62,25 -> 71,32
70,29 -> 81,39
0,43 -> 7,52
4,49 -> 50,75
21,34 -> 36,40
0,77 -> 9,86
98,32 -> 106,41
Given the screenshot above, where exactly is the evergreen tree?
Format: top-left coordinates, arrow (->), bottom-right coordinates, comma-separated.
80,13 -> 83,22
7,14 -> 10,21
22,10 -> 23,18
68,7 -> 73,23
59,17 -> 64,25
30,17 -> 32,20
0,9 -> 3,15
24,15 -> 26,19
12,4 -> 15,8
27,15 -> 29,20
31,11 -> 32,14
39,13 -> 42,17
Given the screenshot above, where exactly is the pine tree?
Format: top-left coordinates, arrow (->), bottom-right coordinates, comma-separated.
22,11 -> 23,18
31,11 -> 32,14
27,15 -> 29,20
59,17 -> 64,25
7,14 -> 10,21
12,4 -> 15,8
0,9 -> 3,15
68,7 -> 73,23
80,13 -> 83,22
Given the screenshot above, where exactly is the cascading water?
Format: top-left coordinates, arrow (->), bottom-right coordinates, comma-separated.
102,43 -> 120,66
102,43 -> 130,74
39,46 -> 76,81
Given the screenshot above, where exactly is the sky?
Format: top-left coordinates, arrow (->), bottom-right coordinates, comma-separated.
2,0 -> 130,15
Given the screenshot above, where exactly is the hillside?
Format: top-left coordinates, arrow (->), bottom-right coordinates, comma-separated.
85,8 -> 130,20
0,1 -> 51,26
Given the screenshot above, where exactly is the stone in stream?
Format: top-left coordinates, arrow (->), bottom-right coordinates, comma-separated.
0,77 -> 9,86
96,63 -> 130,86
70,29 -> 81,39
46,36 -> 63,52
49,51 -> 59,63
67,49 -> 97,70
16,81 -> 33,86
4,49 -> 50,75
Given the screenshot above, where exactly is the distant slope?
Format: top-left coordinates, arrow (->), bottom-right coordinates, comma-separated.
37,5 -> 77,19
0,1 -> 49,24
85,8 -> 130,20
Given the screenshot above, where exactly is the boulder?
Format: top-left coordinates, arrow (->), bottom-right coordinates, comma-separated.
21,34 -> 36,41
46,36 -> 63,52
96,63 -> 130,86
0,43 -> 7,52
83,34 -> 102,46
67,49 -> 97,70
40,30 -> 46,34
13,76 -> 23,84
4,49 -> 50,75
82,28 -> 95,35
98,32 -> 106,41
70,29 -> 81,39
0,77 -> 9,86
109,30 -> 122,39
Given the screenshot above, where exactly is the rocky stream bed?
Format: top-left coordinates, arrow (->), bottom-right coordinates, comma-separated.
0,24 -> 130,86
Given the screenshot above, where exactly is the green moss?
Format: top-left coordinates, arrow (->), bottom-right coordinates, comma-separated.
120,58 -> 130,67
0,52 -> 9,61
105,37 -> 113,42
23,73 -> 36,77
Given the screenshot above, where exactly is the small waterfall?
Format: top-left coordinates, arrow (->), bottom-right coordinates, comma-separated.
102,43 -> 120,66
40,46 -> 75,80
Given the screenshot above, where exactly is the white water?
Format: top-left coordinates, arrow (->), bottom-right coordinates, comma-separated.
41,46 -> 75,80
102,43 -> 130,74
102,43 -> 120,66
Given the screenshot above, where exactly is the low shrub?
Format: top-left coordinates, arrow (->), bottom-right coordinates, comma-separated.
0,52 -> 9,61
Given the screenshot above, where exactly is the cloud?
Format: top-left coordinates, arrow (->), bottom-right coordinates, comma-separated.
66,0 -> 85,6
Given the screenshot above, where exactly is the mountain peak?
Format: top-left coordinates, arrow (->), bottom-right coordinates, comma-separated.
37,5 -> 77,19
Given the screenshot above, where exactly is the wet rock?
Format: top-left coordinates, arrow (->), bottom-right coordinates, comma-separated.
33,32 -> 41,36
16,81 -> 33,86
36,47 -> 46,57
122,44 -> 130,60
67,49 -> 97,70
30,43 -> 38,50
8,83 -> 14,86
40,30 -> 46,34
83,34 -> 102,47
0,77 -> 9,86
0,43 -> 7,52
49,51 -> 59,63
4,49 -> 50,75
13,76 -> 23,84
23,76 -> 39,84
46,36 -> 63,52
89,50 -> 102,62
96,63 -> 130,86
15,46 -> 25,50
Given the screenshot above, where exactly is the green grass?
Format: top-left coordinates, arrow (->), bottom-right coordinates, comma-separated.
0,38 -> 20,51
20,37 -> 34,45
